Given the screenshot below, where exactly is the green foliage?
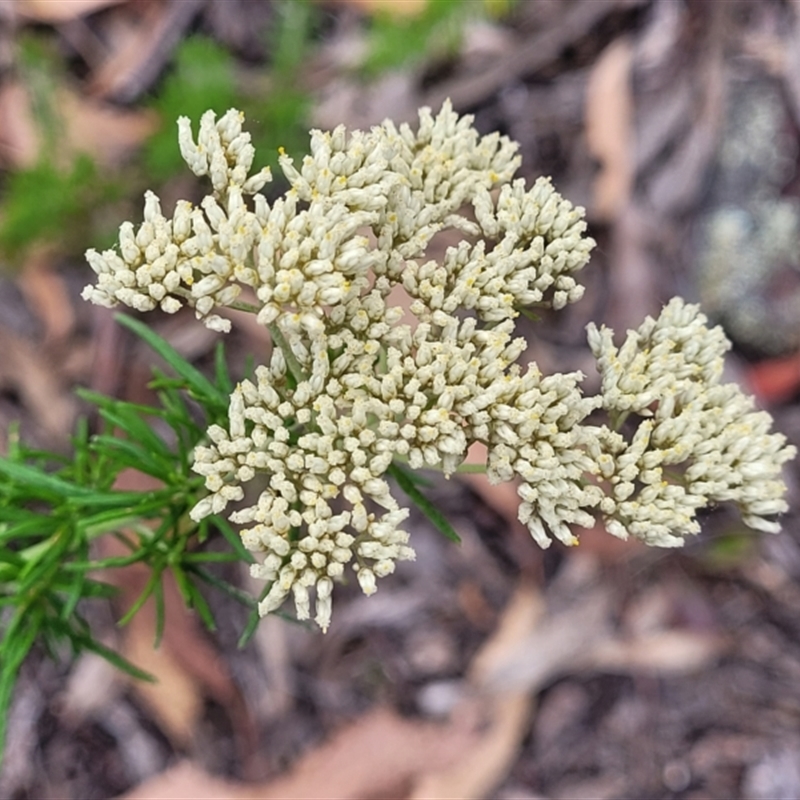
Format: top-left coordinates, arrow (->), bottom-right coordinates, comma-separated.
0,33 -> 122,263
361,0 -> 474,76
146,3 -> 318,180
0,155 -> 120,261
387,462 -> 461,543
0,316 -> 254,762
144,36 -> 240,181
253,0 -> 316,172
1,1 -> 320,267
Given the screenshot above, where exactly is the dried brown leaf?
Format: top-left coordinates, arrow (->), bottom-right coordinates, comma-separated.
424,0 -> 647,111
16,0 -> 124,22
118,708 -> 476,800
118,761 -> 255,800
0,80 -> 39,168
468,584 -> 545,688
324,0 -> 428,17
87,0 -> 204,102
122,607 -> 204,748
410,693 -> 533,800
60,650 -> 122,723
0,324 -> 76,440
585,37 -> 634,221
409,585 -> 544,800
18,248 -> 76,343
479,582 -> 613,695
57,88 -> 159,167
588,630 -> 726,675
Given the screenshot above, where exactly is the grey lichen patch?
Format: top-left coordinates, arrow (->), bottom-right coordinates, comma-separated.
696,77 -> 800,355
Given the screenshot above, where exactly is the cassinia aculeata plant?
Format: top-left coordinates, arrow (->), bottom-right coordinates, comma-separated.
83,103 -> 796,631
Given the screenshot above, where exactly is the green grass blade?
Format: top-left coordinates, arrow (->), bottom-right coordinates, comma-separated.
115,313 -> 225,407
387,462 -> 461,543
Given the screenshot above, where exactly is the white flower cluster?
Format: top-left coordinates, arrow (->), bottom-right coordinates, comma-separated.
587,298 -> 796,546
83,103 -> 796,630
83,110 -> 271,333
191,343 -> 414,632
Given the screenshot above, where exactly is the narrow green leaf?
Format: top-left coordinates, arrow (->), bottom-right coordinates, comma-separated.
214,340 -> 233,396
189,564 -> 256,609
238,581 -> 272,648
386,459 -> 434,488
182,551 -> 241,564
186,577 -> 216,631
79,636 -> 155,683
89,436 -> 170,480
78,392 -> 173,458
0,459 -> 93,499
0,609 -> 42,763
61,558 -> 88,621
238,607 -> 261,649
72,416 -> 90,485
387,462 -> 461,543
212,515 -> 255,563
117,568 -> 161,627
115,313 -> 225,406
170,562 -> 194,607
0,516 -> 59,543
65,489 -> 171,509
153,577 -> 165,648
65,550 -> 146,571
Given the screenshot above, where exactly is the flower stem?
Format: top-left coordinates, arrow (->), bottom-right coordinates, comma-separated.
268,323 -> 309,385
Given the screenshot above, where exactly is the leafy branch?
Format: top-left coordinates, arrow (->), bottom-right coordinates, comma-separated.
0,314 -> 254,761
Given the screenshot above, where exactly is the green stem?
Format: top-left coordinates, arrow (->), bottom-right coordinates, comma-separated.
268,323 -> 309,385
611,409 -> 631,432
389,452 -> 487,476
454,462 -> 488,474
230,300 -> 262,314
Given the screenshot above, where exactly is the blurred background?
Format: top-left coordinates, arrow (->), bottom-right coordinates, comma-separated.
1,0 -> 800,797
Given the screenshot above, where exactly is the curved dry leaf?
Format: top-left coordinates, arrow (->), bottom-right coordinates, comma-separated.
588,630 -> 727,675
0,81 -> 39,168
118,708 -> 477,800
19,248 -> 76,343
409,585 -> 544,800
57,88 -> 159,167
326,0 -> 428,17
16,0 -> 125,22
0,325 -> 76,440
480,585 -> 613,695
87,0 -> 204,102
118,761 -> 255,800
585,37 -> 634,221
410,694 -> 533,800
60,651 -> 122,723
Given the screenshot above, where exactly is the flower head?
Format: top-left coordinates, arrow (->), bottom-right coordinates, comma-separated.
587,299 -> 796,545
83,105 -> 795,630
